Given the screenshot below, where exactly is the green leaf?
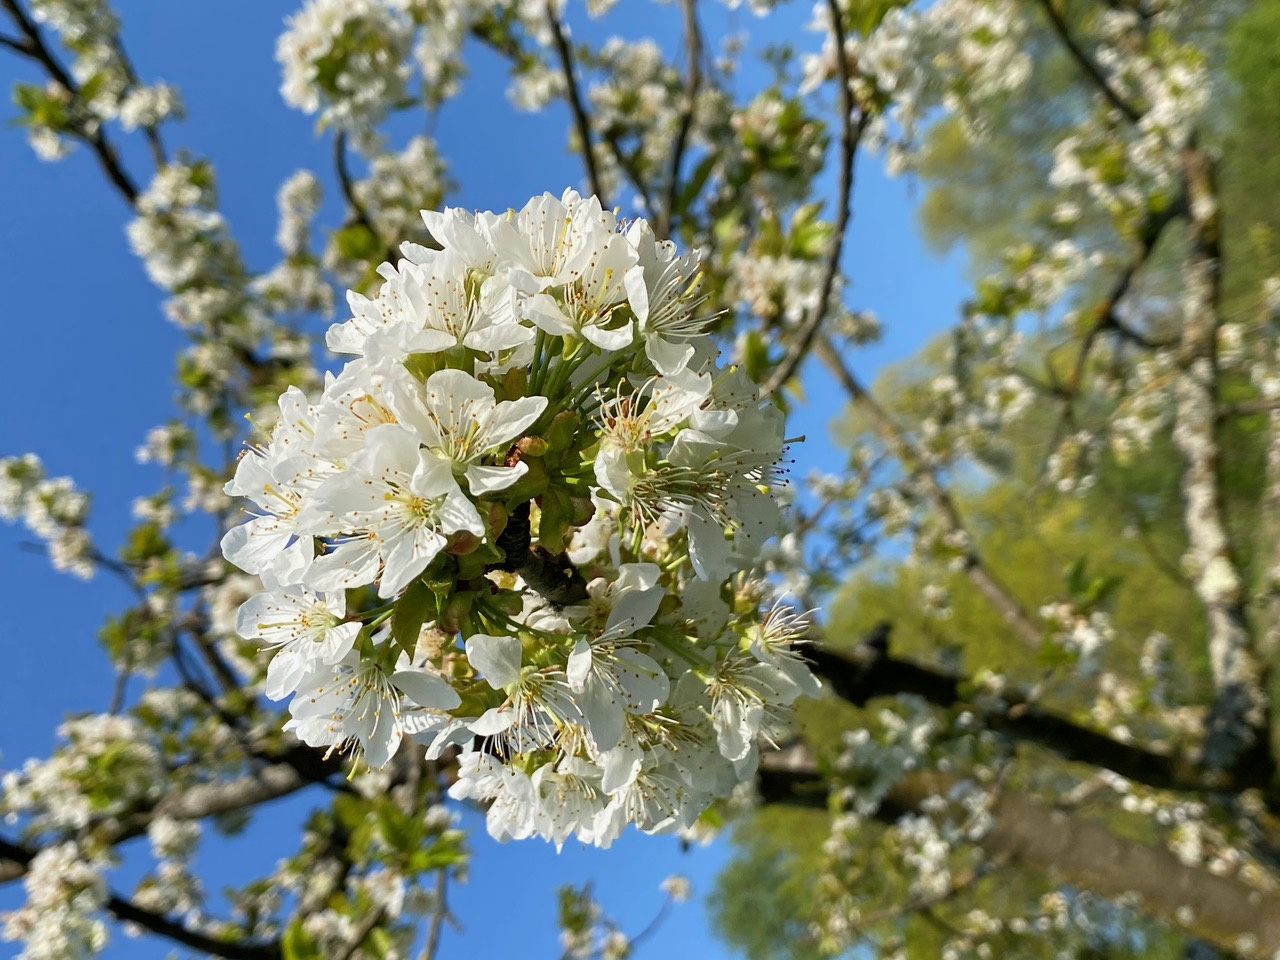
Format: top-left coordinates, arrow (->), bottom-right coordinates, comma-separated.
333,222 -> 382,263
393,578 -> 433,652
677,153 -> 719,219
282,917 -> 321,960
741,329 -> 771,384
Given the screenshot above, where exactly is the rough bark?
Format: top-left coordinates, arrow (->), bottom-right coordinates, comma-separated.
1172,147 -> 1269,770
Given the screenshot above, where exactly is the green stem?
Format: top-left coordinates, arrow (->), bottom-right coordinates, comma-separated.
530,328 -> 549,393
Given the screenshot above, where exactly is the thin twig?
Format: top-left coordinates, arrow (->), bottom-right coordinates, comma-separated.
118,52 -> 167,167
545,1 -> 605,203
847,859 -> 1002,933
420,867 -> 455,960
626,896 -> 672,953
1029,0 -> 1142,124
1222,397 -> 1280,418
0,0 -> 141,203
815,336 -> 1042,647
333,130 -> 401,266
763,0 -> 863,395
335,905 -> 388,960
1040,201 -> 1180,476
601,128 -> 655,213
658,0 -> 704,235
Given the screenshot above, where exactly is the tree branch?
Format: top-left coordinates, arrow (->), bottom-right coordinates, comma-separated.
805,626 -> 1280,812
545,1 -> 605,204
1029,0 -> 1142,124
756,754 -> 1280,956
658,0 -> 703,236
333,130 -> 402,267
1,835 -> 281,960
1172,145 -> 1270,771
0,0 -> 140,203
764,0 -> 863,396
104,892 -> 282,960
815,336 -> 1042,646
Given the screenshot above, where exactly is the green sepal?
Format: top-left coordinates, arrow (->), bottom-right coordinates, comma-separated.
438,591 -> 475,635
545,410 -> 581,453
537,486 -> 575,554
501,365 -> 529,401
517,435 -> 550,458
456,541 -> 503,579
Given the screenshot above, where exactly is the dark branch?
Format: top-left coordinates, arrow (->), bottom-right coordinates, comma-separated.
2,835 -> 281,960
806,624 -> 1280,813
491,500 -> 590,605
0,0 -> 141,204
756,755 -> 1280,955
545,0 -> 606,204
1030,0 -> 1143,124
764,0 -> 864,395
333,130 -> 401,267
658,0 -> 704,235
601,128 -> 655,214
105,893 -> 282,960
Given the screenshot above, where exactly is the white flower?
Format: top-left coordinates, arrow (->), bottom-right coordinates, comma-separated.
399,368 -> 547,494
276,0 -> 412,134
221,387 -> 328,586
523,230 -> 639,352
236,585 -> 362,699
565,565 -> 670,751
625,219 -> 709,375
285,651 -> 460,769
660,874 -> 691,903
303,424 -> 483,598
467,635 -> 581,754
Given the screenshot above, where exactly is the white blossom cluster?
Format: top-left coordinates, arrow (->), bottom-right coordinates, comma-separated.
126,162 -> 235,300
255,170 -> 335,318
20,0 -> 181,160
1039,601 -> 1115,674
0,454 -> 94,579
222,189 -> 818,846
276,0 -> 585,138
277,0 -> 413,137
731,248 -> 827,327
0,842 -> 109,960
803,0 -> 1030,174
1,714 -> 164,832
1048,9 -> 1212,220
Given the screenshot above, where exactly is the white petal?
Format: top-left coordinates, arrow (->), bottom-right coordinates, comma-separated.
603,586 -> 663,638
612,647 -> 670,713
470,706 -> 517,736
645,336 -> 695,376
392,667 -> 462,711
566,638 -> 593,692
582,320 -> 635,352
466,634 -> 523,689
465,462 -> 528,495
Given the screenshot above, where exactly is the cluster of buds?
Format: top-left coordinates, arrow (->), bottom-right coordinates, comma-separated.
222,189 -> 818,846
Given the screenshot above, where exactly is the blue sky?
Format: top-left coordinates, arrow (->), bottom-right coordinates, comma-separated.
0,2 -> 967,957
